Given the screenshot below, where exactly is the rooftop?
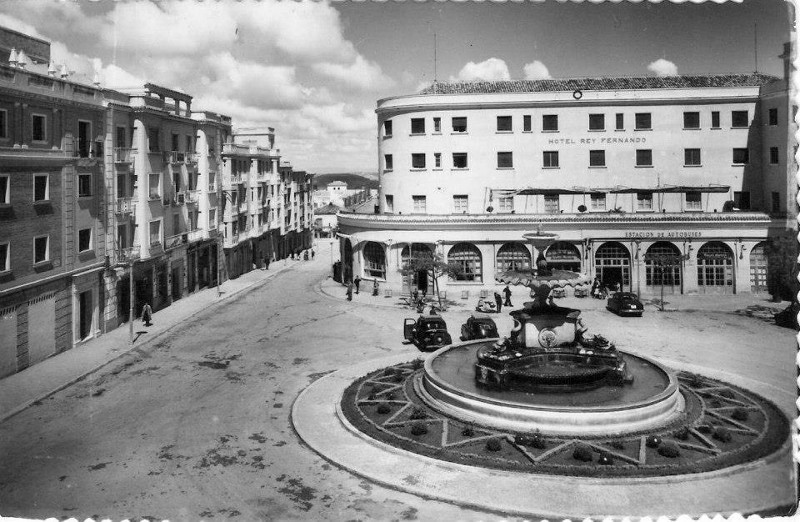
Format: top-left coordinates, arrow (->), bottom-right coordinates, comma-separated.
418,73 -> 780,95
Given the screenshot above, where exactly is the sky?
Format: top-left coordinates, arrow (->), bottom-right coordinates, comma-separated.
0,0 -> 792,174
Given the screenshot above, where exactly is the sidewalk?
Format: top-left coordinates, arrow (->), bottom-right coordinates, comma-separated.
0,256 -> 306,422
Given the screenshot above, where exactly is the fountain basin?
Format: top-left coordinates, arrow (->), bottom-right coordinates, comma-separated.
420,340 -> 684,436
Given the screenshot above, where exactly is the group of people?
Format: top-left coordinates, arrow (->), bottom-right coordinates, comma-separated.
476,285 -> 513,313
345,275 -> 380,301
261,249 -> 315,270
590,278 -> 620,299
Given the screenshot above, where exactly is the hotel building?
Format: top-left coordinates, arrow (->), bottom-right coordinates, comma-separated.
339,65 -> 795,297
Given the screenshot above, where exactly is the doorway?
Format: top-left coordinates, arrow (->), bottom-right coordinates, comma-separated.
79,290 -> 92,340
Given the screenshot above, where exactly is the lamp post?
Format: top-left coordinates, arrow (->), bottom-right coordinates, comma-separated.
129,257 -> 135,344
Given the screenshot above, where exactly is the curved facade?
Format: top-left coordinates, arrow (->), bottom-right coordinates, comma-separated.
340,74 -> 793,296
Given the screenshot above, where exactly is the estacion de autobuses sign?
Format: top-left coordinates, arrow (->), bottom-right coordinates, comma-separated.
624,231 -> 702,239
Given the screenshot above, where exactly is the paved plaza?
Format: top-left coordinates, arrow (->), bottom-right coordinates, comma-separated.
0,240 -> 796,521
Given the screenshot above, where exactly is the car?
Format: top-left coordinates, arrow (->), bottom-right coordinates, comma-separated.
606,292 -> 644,317
775,301 -> 800,329
460,313 -> 499,341
403,315 -> 453,352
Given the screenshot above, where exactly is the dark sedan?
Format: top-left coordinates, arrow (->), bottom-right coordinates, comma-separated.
606,292 -> 644,317
403,315 -> 453,352
460,314 -> 499,341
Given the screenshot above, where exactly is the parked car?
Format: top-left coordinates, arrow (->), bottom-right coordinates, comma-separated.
403,315 -> 453,352
775,301 -> 800,329
460,313 -> 499,341
606,292 -> 644,317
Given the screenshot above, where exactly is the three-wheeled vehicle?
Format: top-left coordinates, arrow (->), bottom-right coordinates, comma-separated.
403,315 -> 453,352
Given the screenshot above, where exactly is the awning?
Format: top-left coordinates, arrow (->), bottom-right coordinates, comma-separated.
514,185 -> 730,196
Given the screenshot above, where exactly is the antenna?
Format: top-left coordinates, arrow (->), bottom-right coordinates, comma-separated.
434,33 -> 438,92
754,23 -> 758,73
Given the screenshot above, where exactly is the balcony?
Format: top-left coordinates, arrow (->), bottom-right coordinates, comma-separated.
114,148 -> 133,163
185,190 -> 200,204
187,228 -> 204,242
164,233 -> 186,250
208,181 -> 217,192
222,175 -> 243,190
165,151 -> 187,164
116,246 -> 140,265
115,197 -> 136,216
185,152 -> 199,164
224,233 -> 240,248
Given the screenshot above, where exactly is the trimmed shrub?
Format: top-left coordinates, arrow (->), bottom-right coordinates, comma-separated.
610,440 -> 625,450
598,453 -> 614,466
573,444 -> 593,462
710,399 -> 722,408
409,407 -> 427,420
713,426 -> 733,443
658,441 -> 681,458
513,434 -> 530,446
531,432 -> 547,450
697,424 -> 712,434
392,374 -> 405,383
411,359 -> 424,370
410,422 -> 428,436
718,389 -> 735,399
645,435 -> 662,448
376,404 -> 391,415
485,438 -> 502,452
461,424 -> 475,437
673,427 -> 690,440
731,407 -> 749,421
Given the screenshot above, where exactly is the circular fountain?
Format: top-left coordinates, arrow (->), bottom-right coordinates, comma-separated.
418,228 -> 684,435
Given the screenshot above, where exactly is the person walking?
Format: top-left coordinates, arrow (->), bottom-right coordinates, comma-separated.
354,275 -> 361,294
494,291 -> 503,313
303,250 -> 309,261
503,285 -> 512,307
311,249 -> 315,260
141,303 -> 153,327
372,279 -> 379,296
265,256 -> 270,270
346,282 -> 353,301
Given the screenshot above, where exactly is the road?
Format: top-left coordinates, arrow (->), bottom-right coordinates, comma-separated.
0,250 -> 795,521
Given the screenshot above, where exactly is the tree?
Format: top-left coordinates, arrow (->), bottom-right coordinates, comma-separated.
399,251 -> 463,309
767,231 -> 799,302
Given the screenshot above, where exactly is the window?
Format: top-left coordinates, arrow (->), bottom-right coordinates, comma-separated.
411,153 -> 426,169
453,195 -> 468,213
186,135 -> 193,153
768,108 -> 778,126
32,114 -> 46,141
363,242 -> 386,279
384,154 -> 393,170
733,191 -> 751,210
497,152 -> 513,168
147,127 -> 160,152
0,242 -> 8,272
684,148 -> 701,166
0,175 -> 8,204
33,174 -> 48,202
452,117 -> 467,133
78,228 -> 92,252
497,116 -> 512,132
615,113 -> 624,130
434,152 -> 441,168
544,195 -> 559,214
590,193 -> 606,211
78,173 -> 92,197
149,172 -> 161,199
149,220 -> 162,245
116,126 -> 127,147
385,194 -> 394,213
770,147 -> 779,164
685,191 -> 701,210
209,208 -> 217,229
683,112 -> 700,129
542,114 -> 558,131
0,109 -> 7,138
171,133 -> 179,151
412,195 -> 426,213
731,110 -> 749,128
497,243 -> 531,272
543,151 -> 559,168
637,192 -> 653,210
452,153 -> 468,169
732,148 -> 749,164
497,196 -> 514,212
589,150 -> 605,167
772,192 -> 781,213
523,115 -> 532,132
33,236 -> 49,264
448,243 -> 482,282
383,120 -> 392,137
411,118 -> 425,134
636,149 -> 652,167
634,113 -> 651,130
589,114 -> 605,131
711,111 -> 720,128
433,117 -> 441,133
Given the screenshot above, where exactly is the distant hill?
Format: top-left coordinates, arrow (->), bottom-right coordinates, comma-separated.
311,172 -> 379,191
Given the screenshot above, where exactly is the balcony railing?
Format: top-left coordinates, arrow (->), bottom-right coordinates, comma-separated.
114,148 -> 133,163
185,190 -> 200,204
164,233 -> 186,250
224,233 -> 240,247
115,197 -> 136,215
187,228 -> 204,242
116,246 -> 140,264
165,151 -> 186,164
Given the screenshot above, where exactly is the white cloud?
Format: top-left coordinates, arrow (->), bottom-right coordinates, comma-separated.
523,60 -> 552,80
313,55 -> 395,91
450,58 -> 511,82
647,58 -> 678,77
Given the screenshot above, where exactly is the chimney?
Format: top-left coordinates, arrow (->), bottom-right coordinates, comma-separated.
8,48 -> 17,67
59,64 -> 68,79
16,49 -> 27,68
779,42 -> 793,81
48,61 -> 57,76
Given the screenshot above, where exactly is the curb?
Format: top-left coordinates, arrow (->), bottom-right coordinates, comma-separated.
0,262 -> 298,424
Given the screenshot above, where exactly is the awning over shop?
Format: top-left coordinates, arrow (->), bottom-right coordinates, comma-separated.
513,184 -> 730,196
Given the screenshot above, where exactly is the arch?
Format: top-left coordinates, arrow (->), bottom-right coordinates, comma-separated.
545,241 -> 581,272
594,241 -> 631,291
343,239 -> 353,283
362,241 -> 386,279
448,243 -> 482,282
496,243 -> 531,273
749,242 -> 768,294
401,243 -> 433,293
696,241 -> 734,294
645,241 -> 682,294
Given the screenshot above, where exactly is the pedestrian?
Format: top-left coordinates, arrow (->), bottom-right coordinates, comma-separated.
346,282 -> 353,301
503,284 -> 512,307
303,250 -> 309,261
265,256 -> 270,270
591,278 -> 600,299
412,289 -> 419,303
372,279 -> 379,296
494,291 -> 503,313
142,303 -> 153,326
354,275 -> 361,294
311,249 -> 315,260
